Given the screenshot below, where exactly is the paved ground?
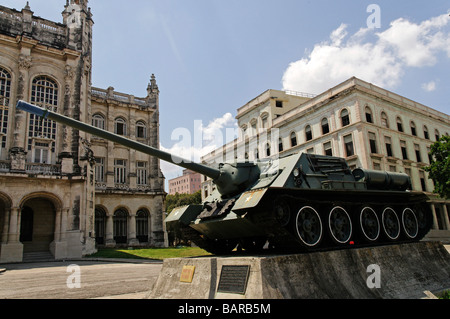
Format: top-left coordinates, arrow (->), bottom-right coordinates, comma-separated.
0,260 -> 162,299
0,246 -> 449,299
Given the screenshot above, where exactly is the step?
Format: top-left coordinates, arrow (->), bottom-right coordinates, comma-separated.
22,251 -> 55,262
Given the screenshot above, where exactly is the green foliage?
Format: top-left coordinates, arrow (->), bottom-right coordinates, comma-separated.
165,190 -> 201,213
87,247 -> 211,260
440,290 -> 450,299
424,135 -> 450,199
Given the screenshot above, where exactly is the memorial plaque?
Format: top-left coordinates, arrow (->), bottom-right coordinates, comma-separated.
217,265 -> 250,294
180,265 -> 195,283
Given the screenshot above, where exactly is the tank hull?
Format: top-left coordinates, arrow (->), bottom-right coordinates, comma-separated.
174,187 -> 432,254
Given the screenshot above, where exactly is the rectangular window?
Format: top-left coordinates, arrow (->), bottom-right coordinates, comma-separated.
414,144 -> 422,163
369,132 -> 377,154
400,140 -> 408,160
95,157 -> 105,183
344,134 -> 354,157
323,141 -> 333,156
385,136 -> 393,157
114,159 -> 127,184
136,161 -> 148,185
136,126 -> 146,138
34,142 -> 50,164
427,147 -> 433,164
419,171 -> 426,192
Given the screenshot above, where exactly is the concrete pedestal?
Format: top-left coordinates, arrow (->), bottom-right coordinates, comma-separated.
149,241 -> 450,299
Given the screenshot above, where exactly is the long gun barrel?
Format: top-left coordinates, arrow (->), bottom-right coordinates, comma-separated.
16,101 -> 221,180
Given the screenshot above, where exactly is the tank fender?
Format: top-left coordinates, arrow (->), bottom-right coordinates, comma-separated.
165,205 -> 203,228
232,188 -> 269,213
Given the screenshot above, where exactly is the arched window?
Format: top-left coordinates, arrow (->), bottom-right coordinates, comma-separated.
305,125 -> 313,141
115,117 -> 127,136
423,126 -> 429,140
365,106 -> 373,123
260,113 -> 269,129
435,129 -> 440,141
290,132 -> 297,147
381,112 -> 389,128
341,109 -> 350,127
396,117 -> 403,132
136,209 -> 149,243
321,118 -> 330,135
95,207 -> 106,245
0,67 -> 11,151
136,120 -> 147,138
410,121 -> 417,136
113,209 -> 128,244
278,138 -> 283,153
92,114 -> 105,129
28,76 -> 58,154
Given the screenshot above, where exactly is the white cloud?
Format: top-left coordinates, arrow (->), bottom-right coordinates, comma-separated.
282,13 -> 450,94
422,80 -> 437,92
160,113 -> 238,180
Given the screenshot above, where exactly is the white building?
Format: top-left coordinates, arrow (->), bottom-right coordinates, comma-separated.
201,77 -> 450,241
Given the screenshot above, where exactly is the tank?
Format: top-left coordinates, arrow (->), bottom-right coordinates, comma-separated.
17,101 -> 433,254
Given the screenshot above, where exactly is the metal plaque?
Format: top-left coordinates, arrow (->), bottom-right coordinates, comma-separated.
180,265 -> 195,283
217,265 -> 250,294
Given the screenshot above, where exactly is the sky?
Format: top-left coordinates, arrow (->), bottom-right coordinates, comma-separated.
2,0 -> 450,185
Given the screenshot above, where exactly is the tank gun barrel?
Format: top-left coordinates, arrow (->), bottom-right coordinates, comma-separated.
16,101 -> 221,180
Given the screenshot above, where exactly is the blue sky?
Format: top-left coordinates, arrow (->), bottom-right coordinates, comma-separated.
3,0 -> 450,182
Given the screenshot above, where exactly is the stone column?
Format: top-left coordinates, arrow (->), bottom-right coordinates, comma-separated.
1,208 -> 10,244
10,52 -> 33,172
441,204 -> 450,230
431,204 -> 439,230
0,207 -> 23,263
8,207 -> 20,243
105,214 -> 115,247
128,213 -> 138,246
54,209 -> 62,242
61,208 -> 69,242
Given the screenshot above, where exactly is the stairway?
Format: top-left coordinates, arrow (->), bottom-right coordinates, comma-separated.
22,251 -> 55,262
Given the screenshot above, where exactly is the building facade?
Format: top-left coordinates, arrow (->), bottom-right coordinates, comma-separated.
168,169 -> 202,195
0,1 -> 166,263
201,77 -> 450,241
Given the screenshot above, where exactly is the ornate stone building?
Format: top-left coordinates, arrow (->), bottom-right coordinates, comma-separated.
201,77 -> 450,242
0,1 -> 166,263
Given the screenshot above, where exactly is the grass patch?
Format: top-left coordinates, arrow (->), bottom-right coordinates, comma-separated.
86,246 -> 211,261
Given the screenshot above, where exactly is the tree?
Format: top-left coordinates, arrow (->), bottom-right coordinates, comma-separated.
165,190 -> 202,213
424,135 -> 450,199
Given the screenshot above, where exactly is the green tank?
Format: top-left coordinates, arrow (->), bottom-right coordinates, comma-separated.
17,101 -> 433,254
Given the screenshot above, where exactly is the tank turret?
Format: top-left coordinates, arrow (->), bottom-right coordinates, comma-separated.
16,101 -> 433,254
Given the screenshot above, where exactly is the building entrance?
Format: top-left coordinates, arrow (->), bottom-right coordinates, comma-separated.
20,198 -> 55,253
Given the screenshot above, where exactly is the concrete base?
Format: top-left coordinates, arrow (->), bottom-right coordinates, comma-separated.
0,243 -> 24,264
149,241 -> 450,299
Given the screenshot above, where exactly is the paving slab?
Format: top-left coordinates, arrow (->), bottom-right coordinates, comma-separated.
0,260 -> 162,299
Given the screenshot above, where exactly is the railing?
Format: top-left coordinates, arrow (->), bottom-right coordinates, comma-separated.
91,87 -> 150,107
0,160 -> 10,172
26,163 -> 61,176
283,90 -> 317,99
